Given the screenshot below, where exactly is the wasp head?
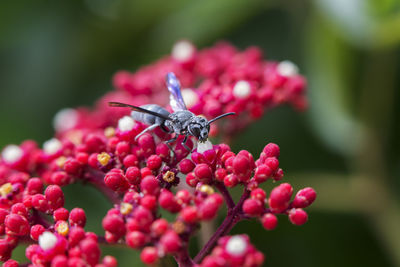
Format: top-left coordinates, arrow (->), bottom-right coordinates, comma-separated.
188,116 -> 210,142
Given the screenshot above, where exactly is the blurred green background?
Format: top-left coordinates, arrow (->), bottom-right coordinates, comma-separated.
1,0 -> 400,266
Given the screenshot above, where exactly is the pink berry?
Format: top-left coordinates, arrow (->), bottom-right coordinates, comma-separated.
125,166 -> 141,185
254,165 -> 273,183
179,159 -> 195,174
261,213 -> 278,230
104,169 -> 129,192
126,231 -> 147,249
53,208 -> 69,221
292,187 -> 316,208
80,238 -> 101,266
263,143 -> 280,158
123,154 -> 139,167
194,163 -> 213,183
243,198 -> 263,216
31,194 -> 49,212
45,185 -> 65,210
268,183 -> 293,212
250,188 -> 266,202
186,172 -> 198,187
103,255 -> 118,267
5,214 -> 29,236
3,259 -> 18,267
69,208 -> 86,227
146,155 -> 162,170
151,219 -> 169,236
140,175 -> 160,195
102,214 -> 126,238
180,206 -> 198,223
30,224 -> 45,241
160,230 -> 181,253
26,178 -> 43,195
288,208 -> 308,225
140,246 -> 158,264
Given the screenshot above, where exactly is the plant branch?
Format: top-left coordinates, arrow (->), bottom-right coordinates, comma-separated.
214,182 -> 235,210
194,189 -> 250,264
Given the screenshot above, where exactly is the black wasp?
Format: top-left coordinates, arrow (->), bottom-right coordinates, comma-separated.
109,72 -> 235,151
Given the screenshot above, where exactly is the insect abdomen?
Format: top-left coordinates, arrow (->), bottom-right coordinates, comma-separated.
131,104 -> 170,125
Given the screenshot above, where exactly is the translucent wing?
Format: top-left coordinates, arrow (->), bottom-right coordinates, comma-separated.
166,72 -> 187,112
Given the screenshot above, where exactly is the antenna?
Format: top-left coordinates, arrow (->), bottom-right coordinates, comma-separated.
208,112 -> 236,124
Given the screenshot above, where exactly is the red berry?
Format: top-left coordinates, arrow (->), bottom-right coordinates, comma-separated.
31,194 -> 49,212
215,168 -> 227,182
250,188 -> 266,202
180,206 -> 198,223
103,255 -> 118,267
51,255 -> 68,267
123,154 -> 139,168
146,155 -> 162,170
261,213 -> 278,230
243,198 -> 263,216
160,230 -> 181,253
30,224 -> 45,241
45,185 -> 65,210
264,157 -> 279,172
288,208 -> 308,225
125,166 -> 141,185
80,238 -> 101,266
186,172 -> 198,187
140,247 -> 158,265
104,169 -> 129,192
115,141 -> 130,159
179,159 -> 195,174
140,175 -> 160,195
5,214 -> 29,236
133,206 -> 154,227
194,163 -> 213,183
11,203 -> 28,217
26,178 -> 43,195
126,231 -> 147,249
3,259 -> 18,267
68,226 -> 86,247
293,187 -> 316,208
263,143 -> 280,158
140,195 -> 157,210
159,189 -> 180,213
102,214 -> 126,237
151,219 -> 169,236
224,174 -> 238,188
268,183 -> 293,212
53,208 -> 69,221
254,164 -> 273,183
69,208 -> 86,227
64,158 -> 82,175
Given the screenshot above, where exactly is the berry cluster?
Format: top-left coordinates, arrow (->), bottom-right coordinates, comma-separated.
0,41 -> 314,267
52,41 -> 307,142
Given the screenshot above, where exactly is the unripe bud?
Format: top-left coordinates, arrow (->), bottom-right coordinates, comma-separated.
261,213 -> 278,230
288,208 -> 308,225
293,187 -> 316,208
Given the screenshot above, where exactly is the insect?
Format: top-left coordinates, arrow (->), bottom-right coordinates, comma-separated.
109,72 -> 235,151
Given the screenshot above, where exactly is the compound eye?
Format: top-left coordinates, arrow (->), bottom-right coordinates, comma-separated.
190,125 -> 200,137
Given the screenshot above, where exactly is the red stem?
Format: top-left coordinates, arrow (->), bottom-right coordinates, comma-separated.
193,189 -> 250,263
214,182 -> 235,210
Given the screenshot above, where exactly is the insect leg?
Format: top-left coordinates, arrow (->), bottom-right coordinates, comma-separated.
165,134 -> 179,158
160,124 -> 173,133
165,135 -> 178,144
181,134 -> 191,152
135,124 -> 159,141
